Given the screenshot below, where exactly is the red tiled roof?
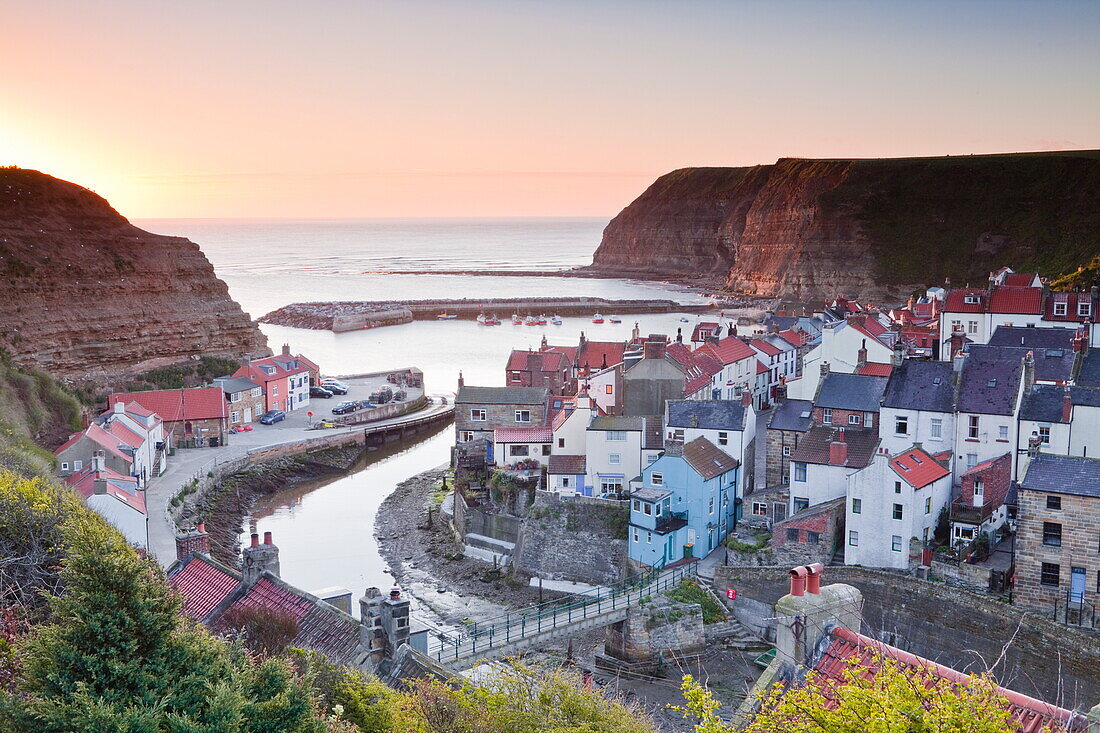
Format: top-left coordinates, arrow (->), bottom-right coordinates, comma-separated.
777,328 -> 812,347
789,426 -> 879,468
169,555 -> 241,621
814,627 -> 1085,732
494,426 -> 553,443
989,287 -> 1043,315
577,341 -> 625,370
691,322 -> 720,342
109,388 -> 227,423
665,342 -> 695,368
1003,272 -> 1037,287
684,352 -> 723,396
890,447 -> 950,488
944,288 -> 987,314
1044,292 -> 1097,323
756,360 -> 769,374
697,336 -> 756,366
682,437 -> 739,479
542,344 -> 578,363
246,354 -> 311,377
847,319 -> 892,347
507,349 -> 566,372
119,401 -> 157,418
65,465 -> 147,514
857,362 -> 893,377
105,419 -> 145,448
55,423 -> 134,463
750,338 -> 782,356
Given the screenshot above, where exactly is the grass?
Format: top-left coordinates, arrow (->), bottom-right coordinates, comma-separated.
0,352 -> 84,479
129,355 -> 244,391
664,579 -> 727,624
726,531 -> 770,554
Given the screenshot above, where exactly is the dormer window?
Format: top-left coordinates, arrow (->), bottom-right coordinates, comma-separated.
1054,302 -> 1068,316
1079,302 -> 1092,318
964,294 -> 980,305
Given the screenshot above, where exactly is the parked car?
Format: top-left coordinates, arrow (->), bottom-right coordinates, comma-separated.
320,378 -> 349,394
310,386 -> 334,398
259,410 -> 286,425
331,401 -> 359,415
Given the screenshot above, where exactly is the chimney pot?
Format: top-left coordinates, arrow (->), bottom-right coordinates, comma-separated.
250,533 -> 260,547
263,531 -> 273,545
789,566 -> 808,597
197,522 -> 205,533
805,563 -> 824,594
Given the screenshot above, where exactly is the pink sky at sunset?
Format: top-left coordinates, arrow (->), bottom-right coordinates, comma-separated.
2,0 -> 1097,218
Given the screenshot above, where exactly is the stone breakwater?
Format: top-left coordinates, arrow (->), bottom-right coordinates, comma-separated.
260,297 -> 710,332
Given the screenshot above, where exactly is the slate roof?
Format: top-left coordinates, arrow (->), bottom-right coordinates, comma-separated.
633,487 -> 672,503
768,399 -> 814,432
988,326 -> 1075,350
1019,385 -> 1100,423
548,454 -> 586,474
667,400 -> 747,431
493,427 -> 552,443
814,373 -> 888,412
1078,350 -> 1100,388
890,447 -> 950,488
968,344 -> 1075,383
109,387 -> 227,423
813,628 -> 1087,732
789,426 -> 879,468
643,418 -> 663,451
882,360 -> 955,412
211,376 -> 261,395
682,436 -> 740,479
1020,454 -> 1100,499
168,554 -> 242,621
589,415 -> 645,431
956,357 -> 1023,416
456,386 -> 549,405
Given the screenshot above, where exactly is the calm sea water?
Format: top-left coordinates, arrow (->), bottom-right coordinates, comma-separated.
136,219 -> 711,600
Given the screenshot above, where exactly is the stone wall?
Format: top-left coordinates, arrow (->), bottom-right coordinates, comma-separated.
765,428 -> 802,485
454,402 -> 549,442
712,564 -> 1100,708
604,601 -> 706,662
512,491 -> 629,585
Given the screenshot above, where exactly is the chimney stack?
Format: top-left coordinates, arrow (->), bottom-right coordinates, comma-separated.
643,339 -> 667,361
892,339 -> 906,367
1028,431 -> 1043,459
820,361 -> 830,377
93,478 -> 108,495
1072,329 -> 1087,353
788,566 -> 807,596
1023,351 -> 1035,388
113,401 -> 126,415
457,371 -> 464,388
776,565 -> 864,669
242,531 -> 280,584
1062,386 -> 1073,423
829,428 -> 848,466
742,387 -> 753,408
175,522 -> 210,560
91,450 -> 106,472
856,339 -> 868,369
953,349 -> 967,374
281,343 -> 291,356
805,563 -> 824,594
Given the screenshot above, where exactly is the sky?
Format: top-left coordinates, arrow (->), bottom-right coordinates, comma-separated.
2,0 -> 1098,218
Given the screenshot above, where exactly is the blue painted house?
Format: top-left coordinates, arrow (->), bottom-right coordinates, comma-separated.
628,437 -> 740,567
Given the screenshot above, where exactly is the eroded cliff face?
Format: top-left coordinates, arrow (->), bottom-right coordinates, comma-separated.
592,152 -> 1100,300
0,168 -> 270,385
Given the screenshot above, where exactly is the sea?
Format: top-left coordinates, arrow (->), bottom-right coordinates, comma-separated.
137,218 -> 711,601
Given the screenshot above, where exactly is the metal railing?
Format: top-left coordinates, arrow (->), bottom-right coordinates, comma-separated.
426,560 -> 696,663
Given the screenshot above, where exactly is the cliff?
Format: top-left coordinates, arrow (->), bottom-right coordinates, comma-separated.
591,151 -> 1100,300
0,168 -> 270,385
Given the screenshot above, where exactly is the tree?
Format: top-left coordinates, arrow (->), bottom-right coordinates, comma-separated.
1,474 -> 330,732
677,653 -> 1018,733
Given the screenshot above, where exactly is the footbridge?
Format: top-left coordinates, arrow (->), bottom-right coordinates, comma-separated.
426,561 -> 697,667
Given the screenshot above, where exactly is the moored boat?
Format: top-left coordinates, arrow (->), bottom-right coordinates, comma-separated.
524,314 -> 537,326
608,315 -> 622,323
437,313 -> 458,320
592,313 -> 604,324
551,314 -> 563,325
511,312 -> 523,325
476,312 -> 488,325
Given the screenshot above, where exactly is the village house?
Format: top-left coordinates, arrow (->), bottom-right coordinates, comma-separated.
813,371 -> 888,432
665,397 -> 756,501
1042,287 -> 1098,345
845,445 -> 952,569
233,346 -> 315,413
584,415 -> 662,498
788,425 -> 879,516
1014,452 -> 1100,622
749,335 -> 798,403
690,321 -> 722,346
65,452 -> 148,548
109,386 -> 230,448
211,375 -> 265,426
492,426 -> 552,468
620,337 -> 688,416
770,497 -> 845,567
765,397 -> 814,486
505,348 -> 572,394
628,437 -> 740,566
790,315 -> 896,401
949,452 -> 1013,548
1017,385 -> 1100,479
693,334 -> 758,402
879,359 -> 956,457
574,334 -> 626,381
454,380 -> 550,449
775,327 -> 814,377
951,351 -> 1028,481
579,363 -> 622,415
56,400 -> 166,485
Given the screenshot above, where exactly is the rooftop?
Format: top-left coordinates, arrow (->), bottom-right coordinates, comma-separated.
167,553 -> 241,621
682,436 -> 740,479
988,325 -> 1076,350
632,487 -> 672,503
969,343 -> 1075,383
548,454 -> 586,475
493,426 -> 553,443
956,357 -> 1023,416
815,372 -> 888,413
882,360 -> 955,413
1020,453 -> 1100,499
666,400 -> 747,432
768,398 -> 814,433
109,387 -> 228,423
789,426 -> 879,468
1019,385 -> 1100,423
456,385 -> 550,405
890,447 -> 950,488
211,375 -> 262,394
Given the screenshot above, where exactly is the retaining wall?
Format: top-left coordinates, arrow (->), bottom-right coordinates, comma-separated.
511,491 -> 629,585
712,565 -> 1100,708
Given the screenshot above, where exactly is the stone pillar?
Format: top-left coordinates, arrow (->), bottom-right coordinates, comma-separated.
380,586 -> 411,651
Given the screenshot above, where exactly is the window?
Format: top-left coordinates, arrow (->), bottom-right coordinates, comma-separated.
891,535 -> 903,552
848,414 -> 861,426
1080,302 -> 1093,318
542,445 -> 551,456
646,531 -> 652,544
1039,426 -> 1050,444
849,530 -> 859,547
718,431 -> 728,446
557,437 -> 565,448
605,384 -> 613,394
231,392 -> 242,402
708,498 -> 714,514
561,477 -> 570,488
1043,522 -> 1062,547
651,472 -> 663,486
974,480 -> 984,497
632,499 -> 641,512
895,415 -> 909,435
968,320 -> 978,334
509,445 -> 529,457
823,408 -> 833,424
752,502 -> 768,516
633,528 -> 639,542
601,480 -> 623,494
794,497 -> 809,512
794,463 -> 807,482
806,531 -> 820,545
231,411 -> 240,423
470,409 -> 486,422
930,418 -> 942,439
647,454 -> 659,464
251,387 -> 262,397
272,385 -> 279,396
60,462 -> 69,472
1054,301 -> 1068,316
643,503 -> 652,516
1040,563 -> 1060,587
1047,495 -> 1061,510
893,503 -> 904,520
609,453 -> 621,465
966,453 -> 978,469
460,431 -> 474,442
782,445 -> 792,457
852,498 -> 862,514
895,481 -> 902,494
865,413 -> 874,429
925,497 -> 931,514
607,430 -> 627,442
998,425 -> 1009,441
967,415 -> 979,439
515,410 -> 531,423
787,528 -> 800,542
73,460 -> 82,471
510,371 -> 522,382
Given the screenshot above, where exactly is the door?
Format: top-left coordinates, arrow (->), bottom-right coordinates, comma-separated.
1070,567 -> 1086,605
244,407 -> 252,423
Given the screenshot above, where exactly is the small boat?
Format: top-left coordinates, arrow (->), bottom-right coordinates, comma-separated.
592,313 -> 604,324
437,313 -> 458,320
551,315 -> 563,325
487,313 -> 502,326
608,315 -> 622,324
535,314 -> 548,325
511,313 -> 523,325
679,316 -> 690,323
476,313 -> 488,325
524,315 -> 537,326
